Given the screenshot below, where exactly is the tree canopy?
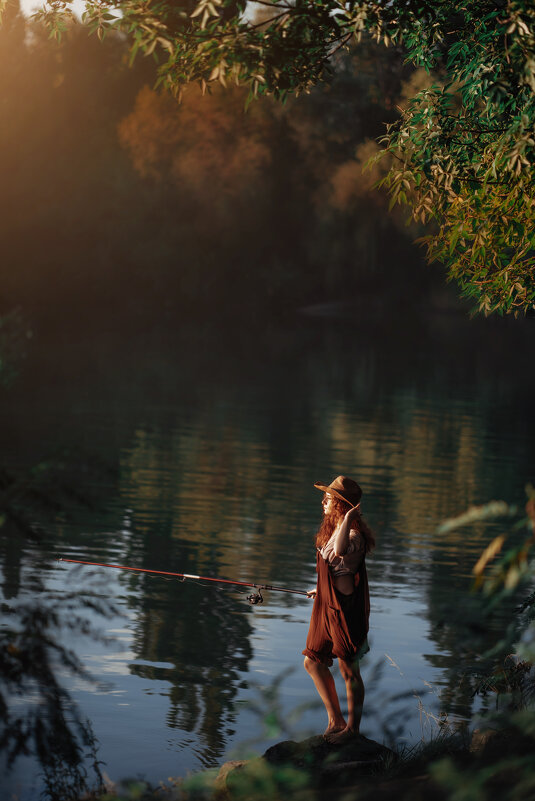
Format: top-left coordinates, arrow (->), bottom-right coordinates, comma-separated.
7,0 -> 535,314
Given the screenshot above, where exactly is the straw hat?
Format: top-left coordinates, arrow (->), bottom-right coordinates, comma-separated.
314,475 -> 362,508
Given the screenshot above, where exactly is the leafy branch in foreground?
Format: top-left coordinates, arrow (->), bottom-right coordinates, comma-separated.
19,0 -> 535,314
438,485 -> 535,599
373,2 -> 535,315
428,488 -> 535,800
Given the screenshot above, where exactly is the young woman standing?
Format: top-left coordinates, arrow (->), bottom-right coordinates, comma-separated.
303,476 -> 374,742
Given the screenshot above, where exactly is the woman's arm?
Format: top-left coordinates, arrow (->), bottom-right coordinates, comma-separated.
333,505 -> 362,556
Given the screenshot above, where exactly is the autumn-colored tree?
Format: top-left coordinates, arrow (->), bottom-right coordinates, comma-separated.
118,84 -> 271,208
21,0 -> 535,315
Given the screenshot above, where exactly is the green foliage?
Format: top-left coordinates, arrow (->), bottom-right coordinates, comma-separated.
216,757 -> 310,801
434,489 -> 535,707
428,490 -> 535,800
438,486 -> 535,599
431,750 -> 535,801
375,2 -> 535,315
30,0 -> 535,314
473,654 -> 535,711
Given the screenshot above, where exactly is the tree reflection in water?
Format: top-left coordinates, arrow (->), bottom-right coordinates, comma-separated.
128,574 -> 253,765
0,528 -> 117,800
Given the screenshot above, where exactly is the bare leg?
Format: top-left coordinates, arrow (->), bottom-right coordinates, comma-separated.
324,658 -> 364,743
303,656 -> 346,735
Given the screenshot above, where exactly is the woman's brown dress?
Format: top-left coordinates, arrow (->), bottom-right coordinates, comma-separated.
302,550 -> 370,666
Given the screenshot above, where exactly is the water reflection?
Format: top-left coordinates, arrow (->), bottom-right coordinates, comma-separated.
0,540 -> 114,799
0,310 -> 534,795
128,579 -> 252,763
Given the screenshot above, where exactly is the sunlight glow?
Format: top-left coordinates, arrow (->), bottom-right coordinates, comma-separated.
20,0 -> 86,17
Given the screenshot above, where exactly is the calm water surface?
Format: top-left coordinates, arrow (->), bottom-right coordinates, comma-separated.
1,308 -> 534,799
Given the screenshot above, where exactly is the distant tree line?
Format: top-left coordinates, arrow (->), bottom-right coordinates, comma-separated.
0,4 -> 451,335
23,0 -> 535,316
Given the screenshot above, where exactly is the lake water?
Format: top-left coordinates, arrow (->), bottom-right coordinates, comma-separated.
1,305 -> 534,800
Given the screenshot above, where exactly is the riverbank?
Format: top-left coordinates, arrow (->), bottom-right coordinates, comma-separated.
94,722 -> 535,801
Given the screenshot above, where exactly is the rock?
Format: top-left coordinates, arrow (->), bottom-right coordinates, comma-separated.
263,733 -> 396,779
216,734 -> 396,799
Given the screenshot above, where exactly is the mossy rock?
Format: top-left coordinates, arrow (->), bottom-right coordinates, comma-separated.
217,734 -> 396,799
264,733 -> 396,779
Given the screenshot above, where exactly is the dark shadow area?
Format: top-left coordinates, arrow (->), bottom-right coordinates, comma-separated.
0,6 -> 454,339
0,451 -> 122,799
0,541 -> 116,800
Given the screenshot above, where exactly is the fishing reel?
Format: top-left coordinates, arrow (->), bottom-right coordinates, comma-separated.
247,589 -> 264,605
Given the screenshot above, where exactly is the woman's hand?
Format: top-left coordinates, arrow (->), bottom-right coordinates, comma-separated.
306,588 -> 317,598
334,504 -> 361,557
345,504 -> 361,523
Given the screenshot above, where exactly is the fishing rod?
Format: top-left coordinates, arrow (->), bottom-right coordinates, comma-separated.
57,557 -> 310,605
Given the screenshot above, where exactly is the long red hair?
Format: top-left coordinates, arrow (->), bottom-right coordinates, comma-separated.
315,496 -> 376,553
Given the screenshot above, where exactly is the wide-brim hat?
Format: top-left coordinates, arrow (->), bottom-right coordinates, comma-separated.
314,475 -> 362,508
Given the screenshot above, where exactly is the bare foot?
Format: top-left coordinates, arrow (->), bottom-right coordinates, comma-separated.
324,726 -> 359,744
323,719 -> 346,737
